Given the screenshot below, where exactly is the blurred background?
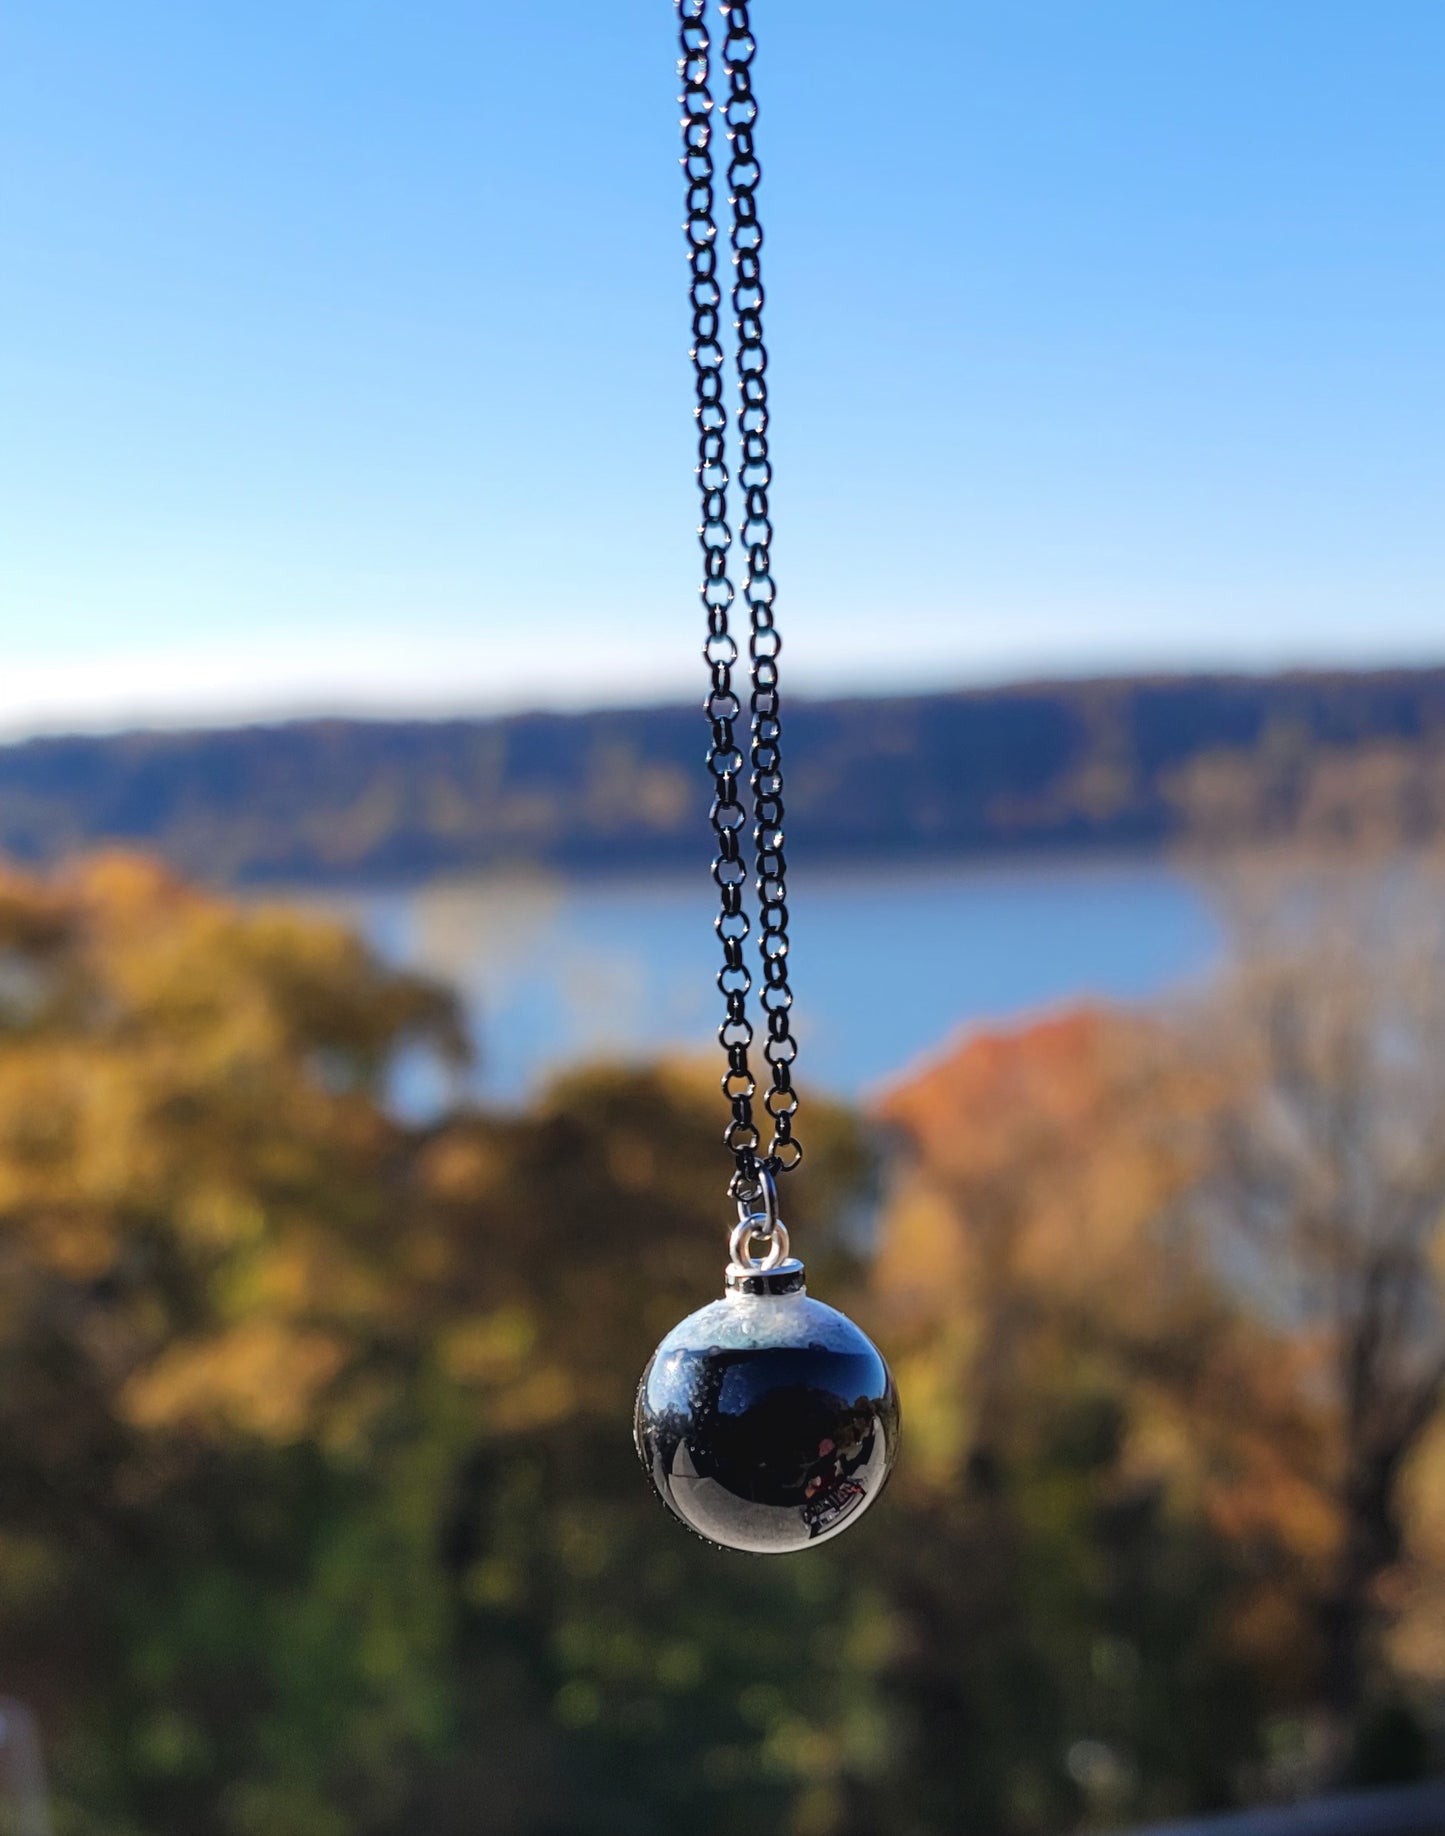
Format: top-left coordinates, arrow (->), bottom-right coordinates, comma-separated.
2,3 -> 1445,1832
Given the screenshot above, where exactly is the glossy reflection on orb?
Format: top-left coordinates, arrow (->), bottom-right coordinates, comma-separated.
635,1262 -> 900,1553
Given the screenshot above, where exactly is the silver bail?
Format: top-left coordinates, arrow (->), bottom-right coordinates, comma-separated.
728,1162 -> 792,1278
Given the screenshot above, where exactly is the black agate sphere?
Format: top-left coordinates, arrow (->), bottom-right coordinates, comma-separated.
634,1259 -> 900,1553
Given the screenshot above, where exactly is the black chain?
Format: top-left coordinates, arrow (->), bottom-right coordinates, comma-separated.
678,0 -> 801,1205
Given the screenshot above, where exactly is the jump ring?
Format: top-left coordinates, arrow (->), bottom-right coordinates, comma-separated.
728,1217 -> 790,1274
733,1163 -> 779,1234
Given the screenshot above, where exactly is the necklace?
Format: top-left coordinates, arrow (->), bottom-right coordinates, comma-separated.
633,0 -> 900,1554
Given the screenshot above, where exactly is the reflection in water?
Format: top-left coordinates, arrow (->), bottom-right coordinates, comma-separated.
308,855 -> 1219,1106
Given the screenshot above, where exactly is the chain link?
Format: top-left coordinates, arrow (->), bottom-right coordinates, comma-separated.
677,0 -> 802,1205
722,5 -> 801,1180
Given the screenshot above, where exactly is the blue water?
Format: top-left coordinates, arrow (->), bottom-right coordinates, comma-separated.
321,855 -> 1220,1108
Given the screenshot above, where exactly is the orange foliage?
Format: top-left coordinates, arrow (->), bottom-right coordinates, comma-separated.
874,1006 -> 1200,1331
871,1005 -> 1337,1633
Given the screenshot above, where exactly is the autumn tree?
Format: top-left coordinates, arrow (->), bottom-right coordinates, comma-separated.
1193,862 -> 1445,1762
869,1009 -> 1326,1830
871,857 -> 1445,1806
0,854 -> 888,1836
0,853 -> 478,1835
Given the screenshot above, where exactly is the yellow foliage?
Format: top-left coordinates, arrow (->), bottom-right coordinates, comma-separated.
439,1307 -> 538,1385
487,1365 -> 577,1435
122,1319 -> 349,1443
0,852 -> 464,1459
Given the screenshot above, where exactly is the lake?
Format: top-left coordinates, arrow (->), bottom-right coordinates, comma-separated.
312,855 -> 1222,1111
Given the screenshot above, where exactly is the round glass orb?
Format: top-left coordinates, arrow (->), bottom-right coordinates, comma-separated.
634,1262 -> 900,1553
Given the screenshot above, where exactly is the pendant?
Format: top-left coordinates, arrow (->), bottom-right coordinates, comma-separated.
634,1213 -> 900,1553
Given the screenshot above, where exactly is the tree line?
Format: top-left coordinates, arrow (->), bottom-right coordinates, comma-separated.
7,668 -> 1445,881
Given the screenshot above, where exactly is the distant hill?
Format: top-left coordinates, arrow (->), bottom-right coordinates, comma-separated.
4,667 -> 1445,884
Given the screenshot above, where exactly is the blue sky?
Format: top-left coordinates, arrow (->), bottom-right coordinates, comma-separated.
2,1 -> 1441,734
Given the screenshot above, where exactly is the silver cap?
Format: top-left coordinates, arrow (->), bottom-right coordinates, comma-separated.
725,1256 -> 806,1298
